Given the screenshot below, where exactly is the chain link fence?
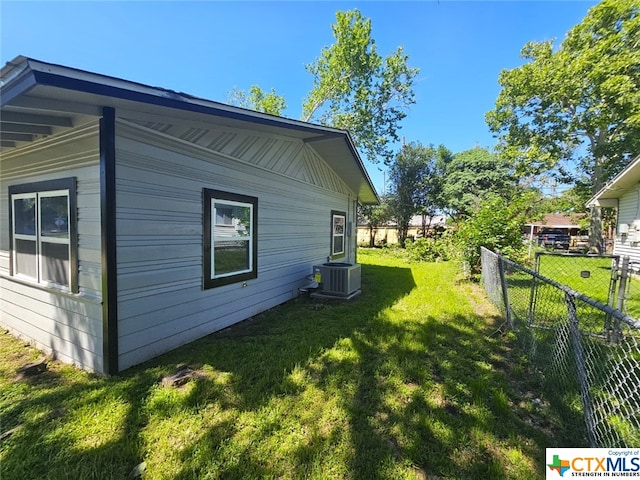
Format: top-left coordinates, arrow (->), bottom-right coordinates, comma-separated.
481,247 -> 640,447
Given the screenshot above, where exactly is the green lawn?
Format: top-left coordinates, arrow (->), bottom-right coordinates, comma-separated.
1,249 -> 563,479
535,253 -> 614,305
524,253 -> 640,332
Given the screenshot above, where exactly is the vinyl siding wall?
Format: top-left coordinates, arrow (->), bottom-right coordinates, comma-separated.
115,120 -> 357,370
614,186 -> 640,263
0,122 -> 104,372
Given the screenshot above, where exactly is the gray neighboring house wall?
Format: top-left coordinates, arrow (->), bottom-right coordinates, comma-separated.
588,153 -> 640,263
0,56 -> 379,374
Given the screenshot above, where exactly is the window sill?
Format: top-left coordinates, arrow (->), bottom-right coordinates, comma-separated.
0,273 -> 101,304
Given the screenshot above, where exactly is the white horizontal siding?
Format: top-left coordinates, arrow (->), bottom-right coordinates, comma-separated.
0,122 -> 104,373
115,120 -> 356,370
614,187 -> 640,263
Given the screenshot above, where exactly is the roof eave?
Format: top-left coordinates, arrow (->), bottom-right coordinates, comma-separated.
1,56 -> 379,203
587,153 -> 640,207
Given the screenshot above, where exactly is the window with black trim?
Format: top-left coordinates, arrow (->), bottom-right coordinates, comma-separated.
9,178 -> 78,292
203,189 -> 258,289
331,210 -> 346,259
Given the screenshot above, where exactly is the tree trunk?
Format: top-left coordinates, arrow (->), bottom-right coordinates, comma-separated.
588,206 -> 603,253
398,225 -> 409,248
589,150 -> 605,253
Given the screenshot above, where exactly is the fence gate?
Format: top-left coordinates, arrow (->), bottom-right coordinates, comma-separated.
481,247 -> 640,448
530,252 -> 625,328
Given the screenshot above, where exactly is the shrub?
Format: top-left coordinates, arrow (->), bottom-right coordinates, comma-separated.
406,237 -> 451,262
453,194 -> 531,274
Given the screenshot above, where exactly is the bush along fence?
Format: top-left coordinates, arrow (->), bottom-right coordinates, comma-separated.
480,247 -> 640,448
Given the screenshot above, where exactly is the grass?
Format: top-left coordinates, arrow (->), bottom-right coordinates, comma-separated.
534,252 -> 614,305
532,251 -> 640,319
1,249 -> 565,479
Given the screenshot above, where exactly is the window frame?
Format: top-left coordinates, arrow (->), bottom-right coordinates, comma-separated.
330,210 -> 347,260
203,188 -> 258,289
8,177 -> 78,293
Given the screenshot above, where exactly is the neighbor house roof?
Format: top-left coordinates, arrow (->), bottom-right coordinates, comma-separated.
525,213 -> 585,229
587,153 -> 640,208
0,55 -> 379,204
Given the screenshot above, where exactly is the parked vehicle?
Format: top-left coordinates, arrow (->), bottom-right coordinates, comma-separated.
537,228 -> 571,250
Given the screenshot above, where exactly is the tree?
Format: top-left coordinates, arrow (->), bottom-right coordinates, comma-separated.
486,0 -> 640,251
455,192 -> 535,274
388,142 -> 442,246
302,9 -> 419,165
228,10 -> 418,165
357,196 -> 392,247
227,85 -> 286,116
440,147 -> 517,218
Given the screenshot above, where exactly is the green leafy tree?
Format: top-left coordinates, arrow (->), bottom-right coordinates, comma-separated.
227,85 -> 286,116
536,186 -> 589,216
441,147 -> 517,218
358,195 -> 393,247
455,193 -> 535,274
417,145 -> 453,234
486,0 -> 640,251
228,10 -> 418,165
388,143 -> 442,247
302,9 -> 419,165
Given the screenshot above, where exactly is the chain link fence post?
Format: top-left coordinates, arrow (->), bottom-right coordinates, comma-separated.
481,247 -> 640,447
496,251 -> 513,329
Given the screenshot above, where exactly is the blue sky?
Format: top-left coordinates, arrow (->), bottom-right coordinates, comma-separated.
1,1 -> 598,194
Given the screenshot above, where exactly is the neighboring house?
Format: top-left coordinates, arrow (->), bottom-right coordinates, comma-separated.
0,56 -> 379,374
524,213 -> 585,238
357,214 -> 446,246
588,153 -> 640,262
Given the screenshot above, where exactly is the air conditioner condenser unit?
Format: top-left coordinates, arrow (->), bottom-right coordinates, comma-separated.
312,262 -> 361,299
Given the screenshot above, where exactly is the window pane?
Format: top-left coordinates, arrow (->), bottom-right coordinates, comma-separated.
15,239 -> 37,279
215,207 -> 233,225
41,242 -> 70,286
215,202 -> 251,236
14,197 -> 36,235
214,240 -> 250,276
40,195 -> 69,238
333,236 -> 344,256
331,213 -> 346,256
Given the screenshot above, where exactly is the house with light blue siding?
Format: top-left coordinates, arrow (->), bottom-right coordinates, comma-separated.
0,56 -> 379,374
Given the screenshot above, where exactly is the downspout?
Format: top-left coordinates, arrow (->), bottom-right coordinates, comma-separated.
100,106 -> 119,375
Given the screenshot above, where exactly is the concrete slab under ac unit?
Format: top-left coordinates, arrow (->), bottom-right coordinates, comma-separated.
309,289 -> 362,301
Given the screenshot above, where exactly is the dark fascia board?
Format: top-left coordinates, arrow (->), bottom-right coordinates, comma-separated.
8,57 -> 341,138
0,68 -> 38,107
1,56 -> 379,204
